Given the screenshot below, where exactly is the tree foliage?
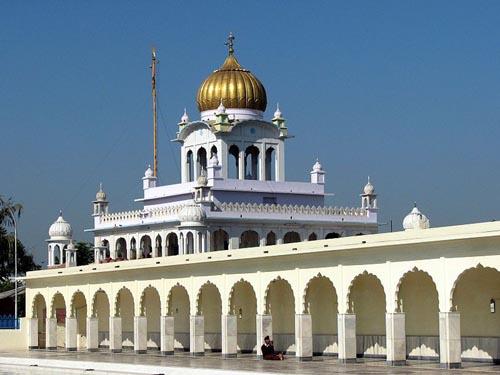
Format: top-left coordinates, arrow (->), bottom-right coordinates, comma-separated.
76,241 -> 94,266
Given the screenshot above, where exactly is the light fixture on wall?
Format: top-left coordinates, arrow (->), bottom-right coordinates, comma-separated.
490,299 -> 496,313
238,308 -> 243,319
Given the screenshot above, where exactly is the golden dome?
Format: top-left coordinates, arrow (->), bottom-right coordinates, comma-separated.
196,51 -> 267,113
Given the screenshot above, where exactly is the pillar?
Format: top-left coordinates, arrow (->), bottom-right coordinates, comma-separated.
190,315 -> 204,356
238,151 -> 245,180
134,316 -> 147,354
337,313 -> 356,363
386,312 -> 406,366
222,315 -> 237,358
109,316 -> 122,353
27,318 -> 38,350
160,316 -> 175,355
86,317 -> 99,352
65,317 -> 77,351
439,312 -> 461,368
295,314 -> 312,361
46,318 -> 57,350
256,314 -> 272,359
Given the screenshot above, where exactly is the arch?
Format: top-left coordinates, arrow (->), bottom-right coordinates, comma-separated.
228,279 -> 257,353
115,287 -> 134,348
197,147 -> 207,177
264,277 -> 295,353
101,239 -> 110,259
32,293 -> 47,349
347,271 -> 386,358
266,231 -> 276,246
186,232 -> 194,254
228,145 -> 239,179
240,230 -> 259,248
325,232 -> 340,239
50,292 -> 66,348
197,282 -> 222,351
140,235 -> 152,258
396,267 -> 439,359
155,234 -> 162,257
186,150 -> 194,182
130,237 -> 137,259
283,231 -> 300,244
265,147 -> 276,181
167,284 -> 190,351
54,244 -> 61,264
303,274 -> 338,355
140,286 -> 161,350
70,290 -> 88,349
244,145 -> 260,180
308,233 -> 317,241
212,229 -> 228,251
166,232 -> 179,256
210,145 -> 218,158
92,289 -> 110,349
115,237 -> 127,260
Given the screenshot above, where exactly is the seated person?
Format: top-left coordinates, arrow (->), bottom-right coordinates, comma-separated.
261,336 -> 284,360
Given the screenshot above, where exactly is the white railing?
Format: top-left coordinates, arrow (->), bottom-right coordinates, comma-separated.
218,202 -> 367,217
101,204 -> 184,224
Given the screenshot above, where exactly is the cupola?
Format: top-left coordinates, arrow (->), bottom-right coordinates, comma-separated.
403,203 -> 430,230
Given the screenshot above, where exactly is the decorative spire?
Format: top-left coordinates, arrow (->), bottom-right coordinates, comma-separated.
274,103 -> 282,119
216,98 -> 226,115
225,32 -> 235,55
180,108 -> 189,124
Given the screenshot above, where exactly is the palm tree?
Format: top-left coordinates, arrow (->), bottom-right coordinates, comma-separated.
0,196 -> 22,230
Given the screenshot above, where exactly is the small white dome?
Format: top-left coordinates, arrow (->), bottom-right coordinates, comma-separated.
49,212 -> 73,239
144,165 -> 154,178
363,177 -> 375,195
273,103 -> 282,119
95,183 -> 107,201
178,203 -> 206,225
403,204 -> 430,230
180,108 -> 189,123
216,99 -> 226,115
312,159 -> 323,172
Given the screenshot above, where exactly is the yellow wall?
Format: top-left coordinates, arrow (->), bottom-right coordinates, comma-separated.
143,288 -> 160,332
307,277 -> 338,334
170,286 -> 189,333
231,282 -> 256,334
0,318 -> 27,350
267,280 -> 294,334
350,274 -> 385,335
200,284 -> 221,333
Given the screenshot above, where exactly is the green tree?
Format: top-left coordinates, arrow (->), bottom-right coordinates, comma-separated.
76,241 -> 94,266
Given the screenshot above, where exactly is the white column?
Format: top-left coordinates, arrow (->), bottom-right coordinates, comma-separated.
160,316 -> 175,355
222,315 -> 237,358
65,317 -> 77,351
190,315 -> 204,356
27,318 -> 38,350
229,236 -> 239,250
238,150 -> 245,180
256,314 -> 272,359
386,312 -> 406,366
259,144 -> 265,181
181,148 -> 187,183
439,312 -> 461,368
46,318 -> 57,350
201,233 -> 206,253
134,316 -> 147,354
337,313 -> 356,363
295,314 -> 312,361
86,317 -> 99,352
194,231 -> 200,254
109,316 -> 122,353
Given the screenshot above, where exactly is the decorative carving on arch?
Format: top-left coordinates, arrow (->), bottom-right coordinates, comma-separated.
263,276 -> 294,314
394,266 -> 438,313
49,291 -> 65,318
91,288 -> 109,317
346,271 -> 384,313
302,272 -> 336,314
227,278 -> 256,314
31,293 -> 46,319
69,289 -> 86,318
166,282 -> 190,316
113,286 -> 133,318
139,284 -> 160,316
195,281 -> 221,315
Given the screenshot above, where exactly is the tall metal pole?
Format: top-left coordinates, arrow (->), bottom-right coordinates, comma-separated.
8,208 -> 18,325
151,47 -> 158,177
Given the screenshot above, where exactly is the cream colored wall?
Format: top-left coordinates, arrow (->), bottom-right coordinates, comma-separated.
117,289 -> 133,334
230,282 -> 256,334
0,318 -> 27,350
349,273 -> 385,335
143,288 -> 160,332
267,280 -> 294,334
199,284 -> 221,334
306,277 -> 337,334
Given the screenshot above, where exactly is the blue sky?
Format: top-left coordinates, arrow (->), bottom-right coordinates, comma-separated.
1,1 -> 499,264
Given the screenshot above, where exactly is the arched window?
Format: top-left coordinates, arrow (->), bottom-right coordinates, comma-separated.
166,233 -> 179,256
283,231 -> 301,244
186,150 -> 194,182
265,147 -> 276,181
308,233 -> 317,241
228,145 -> 239,179
266,231 -> 276,246
130,237 -> 137,259
212,229 -> 229,251
116,238 -> 127,259
240,230 -> 259,248
102,240 -> 110,258
210,145 -> 218,158
186,232 -> 194,254
245,145 -> 260,180
155,235 -> 162,257
140,235 -> 152,258
197,147 -> 207,177
325,232 -> 340,239
54,245 -> 60,264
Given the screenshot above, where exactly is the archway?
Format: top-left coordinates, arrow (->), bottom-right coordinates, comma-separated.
32,294 -> 47,348
93,290 -> 110,349
283,231 -> 300,244
348,272 -> 386,358
212,229 -> 228,251
266,231 -> 276,246
51,292 -> 66,348
325,232 -> 340,239
244,145 -> 259,180
71,291 -> 87,350
140,235 -> 152,258
198,283 -> 222,352
116,238 -> 127,260
167,233 -> 179,256
265,278 -> 295,353
304,276 -> 338,356
155,235 -> 162,257
186,232 -> 194,254
210,145 -> 218,159
265,147 -> 276,181
186,150 -> 194,182
452,266 -> 500,362
197,147 -> 207,177
101,240 -> 110,259
230,280 -> 257,353
141,287 -> 161,350
240,230 -> 259,248
130,237 -> 137,259
228,145 -> 239,179
397,269 -> 439,359
116,288 -> 134,349
308,233 -> 317,241
168,285 -> 190,351
54,245 -> 61,264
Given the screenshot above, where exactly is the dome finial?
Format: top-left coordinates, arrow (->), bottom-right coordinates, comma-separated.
225,32 -> 235,55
